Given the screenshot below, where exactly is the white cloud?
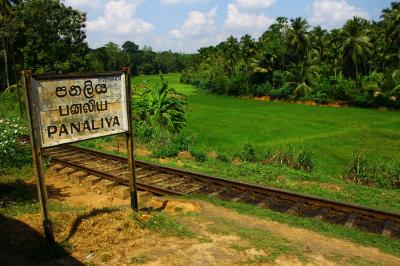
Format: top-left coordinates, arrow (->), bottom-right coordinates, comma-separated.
85,0 -> 153,47
310,0 -> 369,28
235,0 -> 276,9
224,4 -> 273,30
162,7 -> 221,52
64,0 -> 101,8
161,0 -> 209,4
169,7 -> 217,38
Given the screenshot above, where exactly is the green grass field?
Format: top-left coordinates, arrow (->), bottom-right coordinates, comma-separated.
132,73 -> 400,177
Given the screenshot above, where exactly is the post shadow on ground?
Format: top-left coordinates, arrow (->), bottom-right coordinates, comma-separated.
0,213 -> 84,266
0,179 -> 71,208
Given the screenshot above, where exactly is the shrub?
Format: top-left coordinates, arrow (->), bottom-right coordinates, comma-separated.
263,146 -> 314,171
150,130 -> 195,158
253,82 -> 273,96
226,73 -> 247,95
310,81 -> 335,104
0,118 -> 31,173
134,120 -> 157,142
268,84 -> 294,99
190,149 -> 207,162
216,153 -> 230,163
345,153 -> 400,189
235,143 -> 258,162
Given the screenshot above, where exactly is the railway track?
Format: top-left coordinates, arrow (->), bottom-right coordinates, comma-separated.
41,144 -> 400,238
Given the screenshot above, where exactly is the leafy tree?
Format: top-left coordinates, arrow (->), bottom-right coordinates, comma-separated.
14,0 -> 88,73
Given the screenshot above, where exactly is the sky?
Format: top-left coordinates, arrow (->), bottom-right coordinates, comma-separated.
64,0 -> 394,53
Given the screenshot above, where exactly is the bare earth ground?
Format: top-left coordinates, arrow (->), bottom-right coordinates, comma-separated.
12,165 -> 400,265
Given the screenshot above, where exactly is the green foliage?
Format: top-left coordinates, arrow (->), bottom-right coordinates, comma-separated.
133,74 -> 187,133
13,0 -> 89,73
147,129 -> 194,159
345,153 -> 400,189
190,149 -> 207,162
253,82 -> 273,96
216,153 -> 230,163
235,143 -> 258,162
182,3 -> 400,109
263,146 -> 314,172
0,117 -> 30,173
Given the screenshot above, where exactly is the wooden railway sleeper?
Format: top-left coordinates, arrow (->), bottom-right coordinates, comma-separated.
314,207 -> 329,220
65,155 -> 98,163
209,187 -> 228,197
136,171 -> 159,179
256,196 -> 274,208
382,220 -> 394,238
286,201 -> 304,215
344,213 -> 358,228
231,191 -> 251,202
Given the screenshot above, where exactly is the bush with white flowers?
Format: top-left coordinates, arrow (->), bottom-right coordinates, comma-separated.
0,118 -> 31,173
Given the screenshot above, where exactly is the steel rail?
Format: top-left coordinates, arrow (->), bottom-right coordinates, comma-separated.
45,144 -> 399,224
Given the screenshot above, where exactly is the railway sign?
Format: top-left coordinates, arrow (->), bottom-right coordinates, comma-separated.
31,72 -> 129,147
23,69 -> 138,244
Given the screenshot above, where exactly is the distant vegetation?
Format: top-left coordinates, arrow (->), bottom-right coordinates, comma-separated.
182,2 -> 400,109
2,1 -> 400,110
0,0 -> 195,91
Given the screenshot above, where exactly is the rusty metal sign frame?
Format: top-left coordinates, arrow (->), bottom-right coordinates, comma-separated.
23,68 -> 138,243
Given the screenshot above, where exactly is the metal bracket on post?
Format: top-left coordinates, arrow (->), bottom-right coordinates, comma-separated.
123,67 -> 139,211
23,70 -> 55,244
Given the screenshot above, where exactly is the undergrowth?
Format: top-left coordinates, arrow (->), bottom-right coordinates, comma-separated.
345,152 -> 400,189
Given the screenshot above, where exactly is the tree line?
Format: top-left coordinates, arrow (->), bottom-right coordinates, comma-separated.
182,2 -> 400,108
0,0 -> 194,90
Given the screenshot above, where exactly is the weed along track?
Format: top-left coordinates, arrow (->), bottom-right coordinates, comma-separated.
41,144 -> 400,238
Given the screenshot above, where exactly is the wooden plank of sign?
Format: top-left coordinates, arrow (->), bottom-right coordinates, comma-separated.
32,74 -> 129,147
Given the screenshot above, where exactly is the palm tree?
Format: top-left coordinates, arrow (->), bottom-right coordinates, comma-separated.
340,17 -> 372,80
381,2 -> 400,68
288,17 -> 310,77
289,17 -> 310,63
310,26 -> 327,60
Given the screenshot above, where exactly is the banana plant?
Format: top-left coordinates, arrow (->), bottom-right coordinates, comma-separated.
133,74 -> 187,133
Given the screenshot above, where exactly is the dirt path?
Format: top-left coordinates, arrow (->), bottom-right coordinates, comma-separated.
15,165 -> 400,265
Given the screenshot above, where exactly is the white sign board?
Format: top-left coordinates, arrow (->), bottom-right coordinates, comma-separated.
32,73 -> 129,147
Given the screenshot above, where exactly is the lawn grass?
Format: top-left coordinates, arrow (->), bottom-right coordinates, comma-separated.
133,73 -> 400,177
132,73 -> 400,212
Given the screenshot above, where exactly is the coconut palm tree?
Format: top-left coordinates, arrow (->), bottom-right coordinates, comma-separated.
288,17 -> 310,79
340,17 -> 372,80
381,2 -> 400,68
289,17 -> 310,63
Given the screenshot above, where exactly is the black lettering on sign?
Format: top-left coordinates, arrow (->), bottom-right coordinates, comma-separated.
59,105 -> 69,117
113,116 -> 120,127
56,86 -> 67,98
105,117 -> 113,127
55,81 -> 109,98
70,122 -> 81,134
83,80 -> 95,99
69,85 -> 81,96
83,120 -> 91,131
95,84 -> 107,94
91,120 -> 100,130
47,126 -> 57,138
59,124 -> 68,136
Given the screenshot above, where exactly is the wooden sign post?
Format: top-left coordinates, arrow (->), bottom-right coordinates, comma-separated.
23,68 -> 138,243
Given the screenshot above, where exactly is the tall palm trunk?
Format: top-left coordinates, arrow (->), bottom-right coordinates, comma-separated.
2,38 -> 9,89
10,39 -> 23,117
